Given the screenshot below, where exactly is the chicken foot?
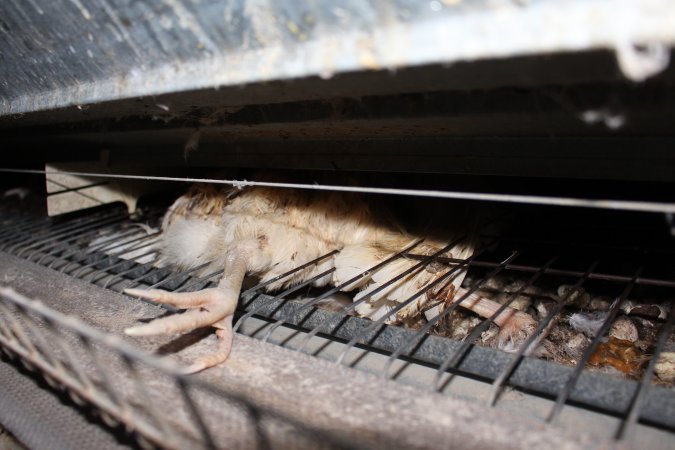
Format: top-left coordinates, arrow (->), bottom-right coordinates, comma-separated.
452,287 -> 538,351
124,245 -> 251,373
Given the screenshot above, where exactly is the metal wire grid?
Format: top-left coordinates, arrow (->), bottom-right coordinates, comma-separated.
1,202 -> 675,440
0,287 -> 354,450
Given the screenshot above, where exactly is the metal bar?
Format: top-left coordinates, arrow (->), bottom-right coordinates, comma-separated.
177,379 -> 218,450
241,250 -> 340,297
121,355 -> 175,444
1,214 -> 88,252
617,300 -> 675,438
12,212 -> 125,257
382,251 -> 520,378
297,239 -> 465,352
121,262 -> 211,294
49,323 -> 98,394
235,269 -> 336,335
546,264 -> 644,423
71,237 -> 159,279
46,225 -> 142,269
84,249 -> 159,284
0,307 -> 173,450
35,221 -> 129,265
334,248 -> 489,367
404,253 -> 675,289
259,239 -> 425,344
2,206 -> 121,253
433,257 -> 558,391
0,302 -> 40,359
67,231 -> 161,276
489,260 -> 600,407
5,168 -> 675,214
101,254 -> 161,289
0,216 -> 50,244
22,215 -> 127,261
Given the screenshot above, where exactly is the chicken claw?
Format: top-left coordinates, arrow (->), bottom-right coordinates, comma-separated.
123,287 -> 238,373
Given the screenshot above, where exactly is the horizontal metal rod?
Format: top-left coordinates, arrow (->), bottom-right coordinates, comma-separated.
3,168 -> 675,214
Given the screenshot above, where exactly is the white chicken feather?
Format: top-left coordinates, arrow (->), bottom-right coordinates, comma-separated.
125,183 -> 536,372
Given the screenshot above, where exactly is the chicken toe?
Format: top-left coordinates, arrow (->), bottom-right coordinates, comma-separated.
124,287 -> 238,336
183,318 -> 234,373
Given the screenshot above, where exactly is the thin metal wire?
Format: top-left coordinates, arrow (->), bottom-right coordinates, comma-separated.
488,260 -> 600,407
260,239 -> 425,343
382,251 -> 520,379
177,379 -> 218,450
85,250 -> 159,285
48,226 -> 144,270
3,208 -> 120,253
3,167 -> 675,213
241,250 -> 341,297
235,269 -> 336,335
22,216 -> 129,262
35,221 -> 130,265
122,262 -> 210,294
45,177 -> 106,205
334,247 -> 490,366
0,216 -> 51,244
546,264 -> 644,423
48,321 -> 98,393
101,255 -> 161,289
14,213 -> 126,258
433,257 -> 558,392
404,253 -> 675,289
0,302 -> 40,358
296,239 -> 464,352
47,180 -> 110,196
232,252 -> 342,332
617,301 -> 675,438
71,236 -> 160,279
121,355 -> 175,443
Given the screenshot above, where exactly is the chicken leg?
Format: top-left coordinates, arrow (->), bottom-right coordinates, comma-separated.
124,244 -> 251,373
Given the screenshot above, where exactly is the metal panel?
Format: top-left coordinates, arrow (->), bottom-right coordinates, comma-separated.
1,0 -> 674,117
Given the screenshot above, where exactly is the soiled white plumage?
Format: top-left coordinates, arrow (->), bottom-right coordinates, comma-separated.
125,183 -> 536,372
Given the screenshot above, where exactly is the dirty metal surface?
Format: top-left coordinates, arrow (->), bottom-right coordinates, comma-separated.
0,253 -> 611,450
1,0 -> 674,120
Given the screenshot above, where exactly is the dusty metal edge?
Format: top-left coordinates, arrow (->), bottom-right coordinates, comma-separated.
2,0 -> 675,116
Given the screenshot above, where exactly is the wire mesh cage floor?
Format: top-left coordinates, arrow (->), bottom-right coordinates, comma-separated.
1,193 -> 674,448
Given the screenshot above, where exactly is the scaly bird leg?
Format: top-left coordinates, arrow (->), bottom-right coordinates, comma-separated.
453,287 -> 538,352
124,245 -> 251,373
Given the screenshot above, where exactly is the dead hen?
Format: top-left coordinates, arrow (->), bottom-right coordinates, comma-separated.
125,184 -> 537,372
